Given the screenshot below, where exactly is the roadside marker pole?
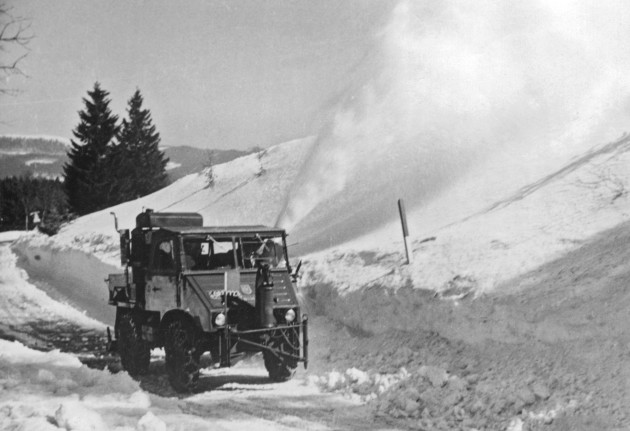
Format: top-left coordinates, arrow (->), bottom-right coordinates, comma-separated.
398,198 -> 412,264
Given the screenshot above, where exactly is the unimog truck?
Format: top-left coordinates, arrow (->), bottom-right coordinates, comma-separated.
106,209 -> 308,392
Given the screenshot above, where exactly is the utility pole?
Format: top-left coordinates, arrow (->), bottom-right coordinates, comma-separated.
398,199 -> 412,264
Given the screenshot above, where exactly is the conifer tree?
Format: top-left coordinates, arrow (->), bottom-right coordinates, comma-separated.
113,89 -> 168,202
63,82 -> 119,215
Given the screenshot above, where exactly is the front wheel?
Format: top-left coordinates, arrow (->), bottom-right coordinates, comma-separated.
164,320 -> 200,393
118,312 -> 150,377
263,326 -> 299,382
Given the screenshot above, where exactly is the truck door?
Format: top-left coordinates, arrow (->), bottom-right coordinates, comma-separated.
146,236 -> 178,313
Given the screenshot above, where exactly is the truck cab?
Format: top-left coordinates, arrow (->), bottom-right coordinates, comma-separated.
107,209 -> 307,392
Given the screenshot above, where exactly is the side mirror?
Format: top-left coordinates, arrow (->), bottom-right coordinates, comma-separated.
110,212 -> 119,231
119,229 -> 131,266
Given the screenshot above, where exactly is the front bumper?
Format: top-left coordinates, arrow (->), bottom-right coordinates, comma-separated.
220,315 -> 309,368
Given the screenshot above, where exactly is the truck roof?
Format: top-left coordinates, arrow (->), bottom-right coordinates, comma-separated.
159,225 -> 286,237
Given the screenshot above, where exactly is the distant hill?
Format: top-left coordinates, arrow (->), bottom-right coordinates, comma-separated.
0,135 -> 253,182
0,136 -> 69,179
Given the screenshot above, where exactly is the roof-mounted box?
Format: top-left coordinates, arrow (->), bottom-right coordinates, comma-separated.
136,209 -> 203,229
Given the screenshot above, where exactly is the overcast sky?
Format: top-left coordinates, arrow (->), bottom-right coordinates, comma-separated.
0,0 -> 394,150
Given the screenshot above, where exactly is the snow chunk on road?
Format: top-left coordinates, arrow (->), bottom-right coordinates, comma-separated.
55,402 -> 108,431
137,412 -> 167,431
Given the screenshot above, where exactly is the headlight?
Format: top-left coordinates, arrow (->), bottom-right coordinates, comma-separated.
284,309 -> 296,323
214,313 -> 226,326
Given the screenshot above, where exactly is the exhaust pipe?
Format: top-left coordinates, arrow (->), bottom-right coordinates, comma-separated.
106,326 -> 117,352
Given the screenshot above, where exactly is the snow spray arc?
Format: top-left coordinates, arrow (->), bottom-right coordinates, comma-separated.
276,0 -> 630,253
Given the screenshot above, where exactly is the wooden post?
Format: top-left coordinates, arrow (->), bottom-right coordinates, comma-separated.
398,199 -> 412,264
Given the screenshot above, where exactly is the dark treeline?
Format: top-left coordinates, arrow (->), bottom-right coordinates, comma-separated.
0,175 -> 71,234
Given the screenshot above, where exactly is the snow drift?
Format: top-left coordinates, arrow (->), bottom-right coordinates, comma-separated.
0,339 -> 154,431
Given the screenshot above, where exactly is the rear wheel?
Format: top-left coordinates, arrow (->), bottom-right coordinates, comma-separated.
118,312 -> 150,377
263,326 -> 299,382
164,320 -> 200,392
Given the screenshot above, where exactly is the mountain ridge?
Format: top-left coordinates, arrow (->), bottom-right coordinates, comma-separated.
0,135 -> 253,181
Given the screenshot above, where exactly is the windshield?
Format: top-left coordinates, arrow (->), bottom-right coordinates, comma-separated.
182,235 -> 286,270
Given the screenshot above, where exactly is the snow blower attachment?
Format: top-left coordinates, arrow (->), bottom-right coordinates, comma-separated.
105,209 -> 308,392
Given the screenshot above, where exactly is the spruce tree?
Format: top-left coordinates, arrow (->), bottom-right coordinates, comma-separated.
63,82 -> 119,215
113,89 -> 168,202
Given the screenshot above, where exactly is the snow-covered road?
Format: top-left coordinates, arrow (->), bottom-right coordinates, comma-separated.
0,242 -> 392,431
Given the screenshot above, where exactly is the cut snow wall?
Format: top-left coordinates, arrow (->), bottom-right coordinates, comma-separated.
299,281 -> 514,344
11,235 -> 117,324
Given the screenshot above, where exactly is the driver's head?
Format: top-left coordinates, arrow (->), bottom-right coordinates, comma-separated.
159,241 -> 172,255
254,239 -> 283,267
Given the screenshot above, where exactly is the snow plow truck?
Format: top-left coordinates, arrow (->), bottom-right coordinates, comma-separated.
106,209 -> 308,392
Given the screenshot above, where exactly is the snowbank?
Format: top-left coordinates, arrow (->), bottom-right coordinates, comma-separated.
293,136 -> 630,343
0,338 -> 350,431
0,339 -> 153,431
0,231 -> 25,244
11,233 -> 119,325
0,242 -> 103,330
303,136 -> 630,297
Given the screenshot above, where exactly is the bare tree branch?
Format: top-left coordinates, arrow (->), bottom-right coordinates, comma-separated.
0,3 -> 32,95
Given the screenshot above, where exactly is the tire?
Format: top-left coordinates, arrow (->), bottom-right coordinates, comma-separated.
164,320 -> 200,393
118,312 -> 150,377
263,326 -> 299,382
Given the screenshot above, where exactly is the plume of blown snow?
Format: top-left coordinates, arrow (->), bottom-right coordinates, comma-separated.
278,0 -> 630,254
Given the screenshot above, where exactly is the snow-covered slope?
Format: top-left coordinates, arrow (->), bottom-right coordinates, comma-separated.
304,135 -> 630,296
12,0 -> 630,327
55,137 -> 314,247
12,130 -> 630,329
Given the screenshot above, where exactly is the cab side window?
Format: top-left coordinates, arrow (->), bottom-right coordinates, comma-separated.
183,239 -> 210,270
153,239 -> 175,272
